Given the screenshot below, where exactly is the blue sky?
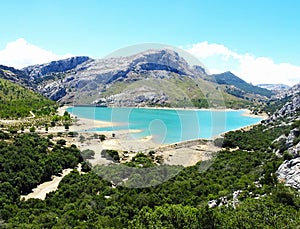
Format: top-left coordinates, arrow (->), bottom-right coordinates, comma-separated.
0,0 -> 299,85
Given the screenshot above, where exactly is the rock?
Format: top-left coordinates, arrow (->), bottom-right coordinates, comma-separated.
266,93 -> 300,124
105,85 -> 168,107
38,81 -> 66,101
23,56 -> 91,79
208,200 -> 218,208
276,157 -> 300,190
289,142 -> 300,158
18,49 -> 208,104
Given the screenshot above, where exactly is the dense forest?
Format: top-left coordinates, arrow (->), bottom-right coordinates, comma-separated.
1,117 -> 300,228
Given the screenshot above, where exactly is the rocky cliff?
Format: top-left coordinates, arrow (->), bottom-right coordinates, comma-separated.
20,49 -> 215,106
23,56 -> 91,80
266,83 -> 300,190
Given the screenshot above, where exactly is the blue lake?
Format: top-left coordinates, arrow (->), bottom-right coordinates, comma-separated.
67,107 -> 263,144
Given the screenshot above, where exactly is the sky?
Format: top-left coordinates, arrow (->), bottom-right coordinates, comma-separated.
0,0 -> 299,86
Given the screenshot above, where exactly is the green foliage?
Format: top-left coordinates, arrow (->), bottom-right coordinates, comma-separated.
0,78 -> 57,119
101,149 -> 120,162
56,139 -> 66,146
129,204 -> 216,229
191,98 -> 209,108
125,153 -> 155,168
29,126 -> 35,133
1,111 -> 300,228
222,124 -> 290,151
0,133 -> 82,195
81,149 -> 95,160
0,130 -> 9,139
212,71 -> 273,98
216,196 -> 300,228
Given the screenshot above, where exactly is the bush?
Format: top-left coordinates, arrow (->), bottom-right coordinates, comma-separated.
57,139 -> 66,146
29,126 -> 36,133
81,149 -> 95,160
101,149 -> 120,162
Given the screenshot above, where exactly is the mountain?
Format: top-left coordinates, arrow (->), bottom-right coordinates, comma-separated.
19,49 -> 249,108
2,55 -> 300,227
23,56 -> 91,80
1,49 -> 274,108
0,65 -> 31,87
210,71 -> 273,99
2,82 -> 300,228
257,83 -> 290,91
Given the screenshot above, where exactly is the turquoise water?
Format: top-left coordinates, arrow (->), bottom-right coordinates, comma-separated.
67,107 -> 263,144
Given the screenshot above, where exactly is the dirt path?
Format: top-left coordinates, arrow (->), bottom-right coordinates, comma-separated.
21,164 -> 83,201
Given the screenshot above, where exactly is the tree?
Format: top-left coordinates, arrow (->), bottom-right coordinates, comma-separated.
64,123 -> 69,131
29,126 -> 36,133
81,149 -> 95,160
57,139 -> 66,146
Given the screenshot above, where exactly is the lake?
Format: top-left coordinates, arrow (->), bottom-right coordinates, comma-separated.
67,106 -> 263,144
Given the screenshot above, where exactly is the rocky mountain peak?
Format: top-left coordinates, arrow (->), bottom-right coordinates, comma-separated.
102,48 -> 196,77
23,56 -> 91,79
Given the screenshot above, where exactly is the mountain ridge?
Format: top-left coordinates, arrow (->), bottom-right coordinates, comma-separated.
211,71 -> 273,98
1,49 -> 272,108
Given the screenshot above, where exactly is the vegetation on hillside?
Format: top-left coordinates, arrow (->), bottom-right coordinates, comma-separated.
99,75 -> 253,109
1,116 -> 300,228
0,78 -> 57,119
211,71 -> 273,98
0,72 -> 299,227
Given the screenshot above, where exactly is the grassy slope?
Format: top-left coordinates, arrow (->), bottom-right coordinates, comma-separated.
99,74 -> 251,108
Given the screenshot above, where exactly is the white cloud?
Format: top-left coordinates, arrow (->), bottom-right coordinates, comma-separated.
0,38 -> 72,69
184,41 -> 300,86
186,41 -> 240,60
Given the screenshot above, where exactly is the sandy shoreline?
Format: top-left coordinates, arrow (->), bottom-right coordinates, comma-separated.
47,106 -> 123,133
17,106 -> 265,201
56,105 -> 266,167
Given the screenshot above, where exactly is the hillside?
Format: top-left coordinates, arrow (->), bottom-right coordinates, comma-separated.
1,83 -> 300,228
0,65 -> 31,87
0,78 -> 56,119
16,49 -> 259,109
211,71 -> 273,99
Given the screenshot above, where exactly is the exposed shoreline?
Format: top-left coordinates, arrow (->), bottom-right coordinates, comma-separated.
58,105 -> 265,167
66,105 -> 267,119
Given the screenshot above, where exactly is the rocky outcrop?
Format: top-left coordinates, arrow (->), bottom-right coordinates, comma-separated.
270,83 -> 300,190
38,81 -> 67,101
277,158 -> 300,190
208,190 -> 242,209
266,94 -> 300,124
274,82 -> 300,99
105,85 -> 168,107
275,126 -> 300,190
23,56 -> 91,80
0,65 -> 31,86
23,49 -> 207,105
